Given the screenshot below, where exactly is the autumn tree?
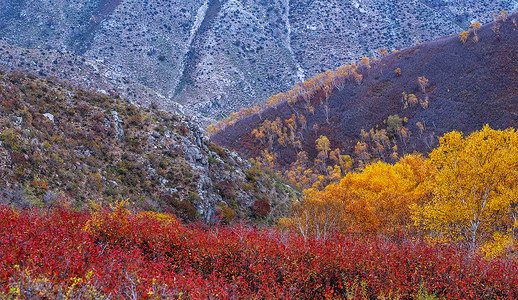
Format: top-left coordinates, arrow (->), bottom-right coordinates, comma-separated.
352,70 -> 363,85
420,96 -> 429,109
312,124 -> 319,135
354,141 -> 370,168
408,94 -> 419,107
285,114 -> 297,143
283,189 -> 343,241
470,22 -> 481,42
323,104 -> 330,124
412,126 -> 518,249
418,76 -> 429,94
386,115 -> 403,138
255,149 -> 278,171
416,122 -> 425,137
298,114 -> 307,131
459,31 -> 470,43
397,126 -> 411,154
401,92 -> 418,108
370,129 -> 390,161
287,154 -> 432,237
206,124 -> 217,136
360,129 -> 369,142
285,151 -> 308,190
329,148 -> 340,165
277,126 -> 289,147
315,135 -> 330,159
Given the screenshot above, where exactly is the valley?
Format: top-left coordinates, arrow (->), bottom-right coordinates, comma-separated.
1,2 -> 518,298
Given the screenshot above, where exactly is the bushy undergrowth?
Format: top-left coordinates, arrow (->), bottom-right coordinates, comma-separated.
1,203 -> 517,299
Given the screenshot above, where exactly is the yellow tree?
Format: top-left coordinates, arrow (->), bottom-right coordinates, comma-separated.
206,124 -> 217,136
329,148 -> 341,165
459,31 -> 470,43
420,96 -> 429,109
354,141 -> 370,167
470,22 -> 481,42
285,114 -> 297,143
288,154 -> 432,237
283,187 -> 343,241
315,135 -> 331,159
418,76 -> 429,94
412,126 -> 518,249
335,156 -> 432,235
408,94 -> 418,107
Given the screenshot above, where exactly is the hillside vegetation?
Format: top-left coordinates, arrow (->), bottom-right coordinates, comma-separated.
1,203 -> 518,299
279,126 -> 518,255
209,12 -> 518,259
0,68 -> 296,223
3,6 -> 518,300
212,11 -> 518,191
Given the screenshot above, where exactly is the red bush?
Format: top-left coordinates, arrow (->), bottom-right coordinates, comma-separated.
0,205 -> 517,299
252,199 -> 271,218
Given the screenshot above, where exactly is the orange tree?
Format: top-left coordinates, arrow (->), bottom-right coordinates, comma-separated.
281,154 -> 432,237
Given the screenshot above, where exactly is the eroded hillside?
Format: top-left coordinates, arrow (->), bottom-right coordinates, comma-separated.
1,0 -> 516,120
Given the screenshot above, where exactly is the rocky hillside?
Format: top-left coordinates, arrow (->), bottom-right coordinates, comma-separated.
0,40 -> 182,112
0,68 -> 297,223
1,0 -> 516,120
212,13 -> 518,168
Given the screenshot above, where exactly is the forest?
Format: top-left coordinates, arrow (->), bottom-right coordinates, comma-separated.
281,125 -> 518,255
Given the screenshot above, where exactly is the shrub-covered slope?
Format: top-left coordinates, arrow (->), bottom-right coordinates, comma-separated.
1,1 -> 516,120
0,69 -> 296,222
0,40 -> 178,113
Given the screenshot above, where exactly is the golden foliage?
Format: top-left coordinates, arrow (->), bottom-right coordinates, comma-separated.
459,31 -> 470,43
408,94 -> 418,106
418,76 -> 429,94
285,126 -> 518,254
459,21 -> 481,44
285,154 -> 432,237
315,135 -> 330,159
412,125 -> 518,249
480,232 -> 515,259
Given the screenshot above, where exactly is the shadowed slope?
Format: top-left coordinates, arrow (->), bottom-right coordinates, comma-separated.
212,14 -> 518,166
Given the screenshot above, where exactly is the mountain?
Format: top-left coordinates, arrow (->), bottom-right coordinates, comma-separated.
0,40 -> 182,112
211,13 -> 518,168
1,0 -> 516,120
0,68 -> 296,223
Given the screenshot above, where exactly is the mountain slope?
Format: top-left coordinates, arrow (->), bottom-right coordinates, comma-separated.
0,40 -> 180,112
1,1 -> 516,120
0,68 -> 296,222
211,14 -> 518,167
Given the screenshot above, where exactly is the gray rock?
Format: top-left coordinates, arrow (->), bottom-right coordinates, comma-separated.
110,111 -> 124,139
43,113 -> 54,123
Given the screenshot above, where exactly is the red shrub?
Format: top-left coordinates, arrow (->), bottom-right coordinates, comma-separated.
252,199 -> 271,218
0,205 -> 517,299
